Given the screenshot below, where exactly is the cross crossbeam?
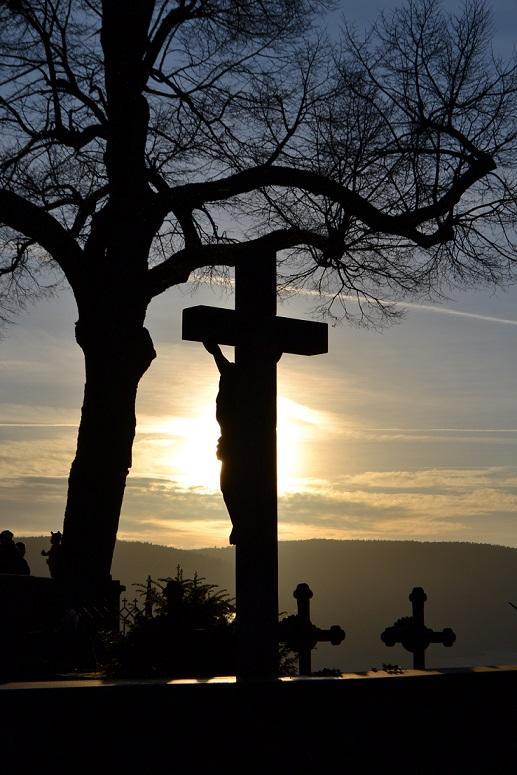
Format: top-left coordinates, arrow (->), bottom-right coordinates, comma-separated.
182,306 -> 328,356
381,587 -> 456,670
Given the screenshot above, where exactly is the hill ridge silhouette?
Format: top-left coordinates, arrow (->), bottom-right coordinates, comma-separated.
18,536 -> 517,672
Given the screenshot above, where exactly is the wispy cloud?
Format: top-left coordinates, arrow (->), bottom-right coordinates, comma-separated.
0,423 -> 77,428
335,428 -> 517,444
279,282 -> 517,328
399,301 -> 517,327
188,274 -> 517,328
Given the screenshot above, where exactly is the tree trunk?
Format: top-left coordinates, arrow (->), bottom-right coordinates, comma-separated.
62,316 -> 156,593
60,3 -> 158,598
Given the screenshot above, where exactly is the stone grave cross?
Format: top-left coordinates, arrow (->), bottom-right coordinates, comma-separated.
182,253 -> 327,680
381,586 -> 456,670
279,582 -> 346,676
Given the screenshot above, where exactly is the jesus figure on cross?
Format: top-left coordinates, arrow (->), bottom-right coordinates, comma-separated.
203,339 -> 282,546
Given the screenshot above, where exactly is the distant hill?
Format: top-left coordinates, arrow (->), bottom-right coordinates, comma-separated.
19,537 -> 517,672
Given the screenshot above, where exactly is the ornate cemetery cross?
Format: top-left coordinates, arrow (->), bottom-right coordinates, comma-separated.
381,587 -> 456,670
182,253 -> 327,680
279,582 -> 345,676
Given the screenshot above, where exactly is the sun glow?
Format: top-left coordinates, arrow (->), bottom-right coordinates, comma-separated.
277,396 -> 323,494
156,409 -> 222,490
136,395 -> 327,495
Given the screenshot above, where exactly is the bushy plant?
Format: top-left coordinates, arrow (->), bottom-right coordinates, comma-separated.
104,567 -> 297,678
107,567 -> 236,679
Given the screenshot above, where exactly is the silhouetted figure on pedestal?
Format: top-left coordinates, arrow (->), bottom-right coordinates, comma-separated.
203,341 -> 249,545
14,542 -> 30,575
0,530 -> 30,575
41,530 -> 64,580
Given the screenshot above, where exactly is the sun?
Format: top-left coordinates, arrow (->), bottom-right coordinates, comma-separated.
158,409 -> 222,490
136,391 -> 327,494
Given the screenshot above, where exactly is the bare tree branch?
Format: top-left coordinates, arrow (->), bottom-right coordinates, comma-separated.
146,226 -> 334,296
0,187 -> 83,286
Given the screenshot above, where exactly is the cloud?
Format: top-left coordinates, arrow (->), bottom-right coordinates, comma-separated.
328,428 -> 517,444
343,467 -> 517,491
0,430 -> 76,477
3,464 -> 517,548
298,467 -> 517,517
277,466 -> 517,543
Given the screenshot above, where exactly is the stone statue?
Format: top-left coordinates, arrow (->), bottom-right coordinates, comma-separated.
204,340 -> 283,545
14,542 -> 30,575
0,530 -> 30,575
41,530 -> 64,580
203,341 -> 249,545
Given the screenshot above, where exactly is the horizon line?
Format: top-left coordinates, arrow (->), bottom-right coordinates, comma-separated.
3,422 -> 517,433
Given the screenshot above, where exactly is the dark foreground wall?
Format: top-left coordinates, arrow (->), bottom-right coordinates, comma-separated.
2,668 -> 516,774
0,574 -> 125,677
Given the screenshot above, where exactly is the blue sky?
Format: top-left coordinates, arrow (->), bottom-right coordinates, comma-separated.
2,0 -> 517,549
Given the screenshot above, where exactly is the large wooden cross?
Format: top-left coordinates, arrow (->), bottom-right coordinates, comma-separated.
182,253 -> 327,680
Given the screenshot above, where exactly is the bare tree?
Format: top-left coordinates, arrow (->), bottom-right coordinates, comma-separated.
0,0 -> 515,590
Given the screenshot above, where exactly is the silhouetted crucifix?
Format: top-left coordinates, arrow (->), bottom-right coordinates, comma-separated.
182,253 -> 327,680
381,587 -> 456,670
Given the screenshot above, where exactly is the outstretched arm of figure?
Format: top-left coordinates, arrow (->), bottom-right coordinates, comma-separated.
203,340 -> 232,375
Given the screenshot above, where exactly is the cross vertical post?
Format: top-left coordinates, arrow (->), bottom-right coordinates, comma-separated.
410,587 -> 426,670
234,253 -> 279,679
294,583 -> 313,676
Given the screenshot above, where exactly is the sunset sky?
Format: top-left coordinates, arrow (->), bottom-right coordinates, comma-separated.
2,0 -> 517,550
